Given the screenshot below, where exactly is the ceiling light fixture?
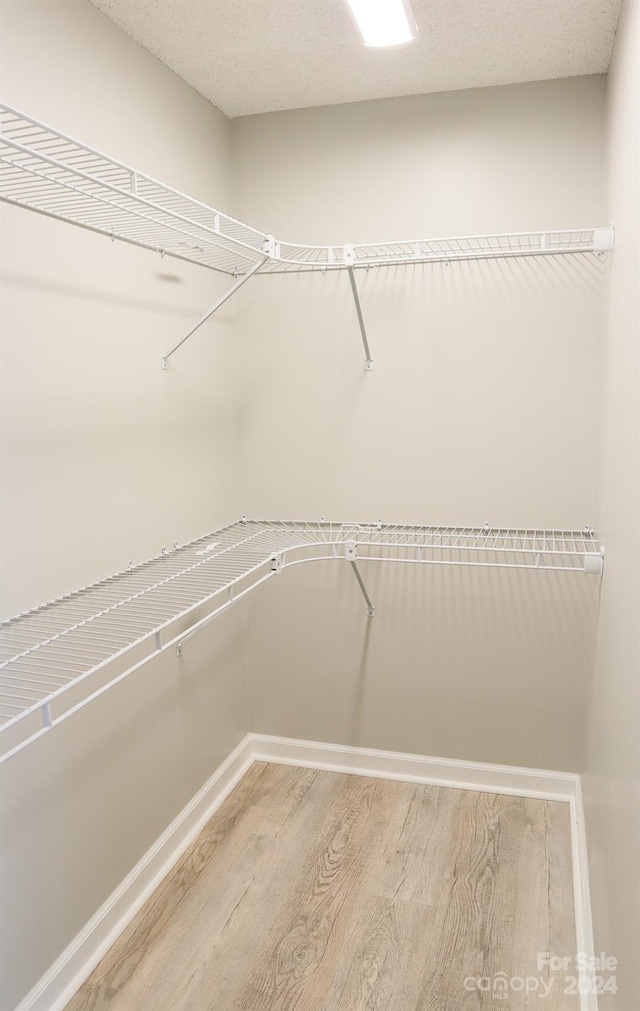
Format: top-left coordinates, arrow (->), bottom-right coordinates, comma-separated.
346,0 -> 419,48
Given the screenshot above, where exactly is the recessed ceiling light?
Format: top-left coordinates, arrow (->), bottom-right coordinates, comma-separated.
346,0 -> 419,48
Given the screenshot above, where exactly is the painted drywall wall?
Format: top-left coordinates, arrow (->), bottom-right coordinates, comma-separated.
0,608 -> 247,1010
582,1 -> 640,1006
232,77 -> 608,771
0,0 -> 237,619
0,14 -> 624,1007
0,3 -> 249,1008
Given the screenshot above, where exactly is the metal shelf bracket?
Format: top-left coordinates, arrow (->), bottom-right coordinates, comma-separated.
593,227 -> 615,254
584,548 -> 605,575
345,540 -> 376,616
161,258 -> 266,369
345,248 -> 373,371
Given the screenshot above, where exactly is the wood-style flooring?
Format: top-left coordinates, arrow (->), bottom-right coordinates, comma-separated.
67,762 -> 578,1010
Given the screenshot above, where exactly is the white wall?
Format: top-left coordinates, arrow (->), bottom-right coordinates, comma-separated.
583,1 -> 640,1006
0,610 -> 247,1009
232,77 -> 608,772
0,0 -> 237,619
0,4 -> 248,1008
0,9 -> 627,1005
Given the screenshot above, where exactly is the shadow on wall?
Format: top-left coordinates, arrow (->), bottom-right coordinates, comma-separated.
245,559 -> 602,772
236,249 -> 609,526
0,270 -> 204,319
238,247 -> 609,355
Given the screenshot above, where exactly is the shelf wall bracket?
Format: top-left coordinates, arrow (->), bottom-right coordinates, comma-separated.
161,257 -> 267,369
345,541 -> 375,616
345,251 -> 373,371
593,227 -> 615,253
584,549 -> 605,575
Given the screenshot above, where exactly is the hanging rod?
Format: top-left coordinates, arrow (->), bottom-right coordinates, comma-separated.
0,518 -> 604,763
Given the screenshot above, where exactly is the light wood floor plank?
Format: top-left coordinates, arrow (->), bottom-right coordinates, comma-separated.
159,766 -> 348,1011
68,764 -> 578,1011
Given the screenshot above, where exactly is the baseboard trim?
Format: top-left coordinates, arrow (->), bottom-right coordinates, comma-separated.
15,733 -> 255,1011
16,732 -> 595,1011
249,732 -> 580,800
570,780 -> 598,1011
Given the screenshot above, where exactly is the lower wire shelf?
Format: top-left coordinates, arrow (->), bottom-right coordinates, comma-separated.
0,518 -> 603,763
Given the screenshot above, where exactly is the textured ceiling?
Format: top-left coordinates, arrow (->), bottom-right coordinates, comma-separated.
90,0 -> 623,118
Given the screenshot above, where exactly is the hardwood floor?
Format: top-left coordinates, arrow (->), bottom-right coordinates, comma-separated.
67,763 -> 578,1010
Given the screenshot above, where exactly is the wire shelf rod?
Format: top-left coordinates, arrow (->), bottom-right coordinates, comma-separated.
3,642 -> 114,662
0,135 -> 269,263
0,539 -> 267,667
0,624 -> 131,643
3,656 -> 91,673
0,652 -> 111,672
0,105 -> 614,278
1,616 -> 153,646
0,519 -> 603,758
0,688 -> 46,703
283,553 -> 588,573
0,674 -> 70,689
0,585 -> 250,764
0,547 -> 280,723
0,622 -> 133,645
9,614 -> 161,638
1,670 -> 74,686
0,558 -> 276,735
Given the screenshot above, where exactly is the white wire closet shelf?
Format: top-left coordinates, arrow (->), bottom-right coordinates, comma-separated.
0,103 -> 615,277
0,102 -> 615,371
0,518 -> 603,764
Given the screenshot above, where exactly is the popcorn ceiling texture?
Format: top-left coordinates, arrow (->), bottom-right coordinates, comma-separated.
90,0 -> 622,119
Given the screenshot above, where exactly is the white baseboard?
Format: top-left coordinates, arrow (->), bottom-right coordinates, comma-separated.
571,778 -> 597,1011
17,733 -> 595,1011
249,733 -> 580,800
15,734 -> 255,1011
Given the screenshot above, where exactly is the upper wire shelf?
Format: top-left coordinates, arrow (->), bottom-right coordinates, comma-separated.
0,103 -> 614,277
0,518 -> 603,763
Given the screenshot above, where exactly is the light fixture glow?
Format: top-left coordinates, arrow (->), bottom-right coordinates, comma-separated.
346,0 -> 418,48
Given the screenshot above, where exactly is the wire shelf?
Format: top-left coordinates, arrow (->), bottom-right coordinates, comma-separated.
0,104 -> 614,277
0,519 -> 603,763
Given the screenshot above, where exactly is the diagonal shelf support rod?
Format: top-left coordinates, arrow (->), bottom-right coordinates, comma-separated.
347,267 -> 374,371
161,258 -> 267,369
349,560 -> 376,617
